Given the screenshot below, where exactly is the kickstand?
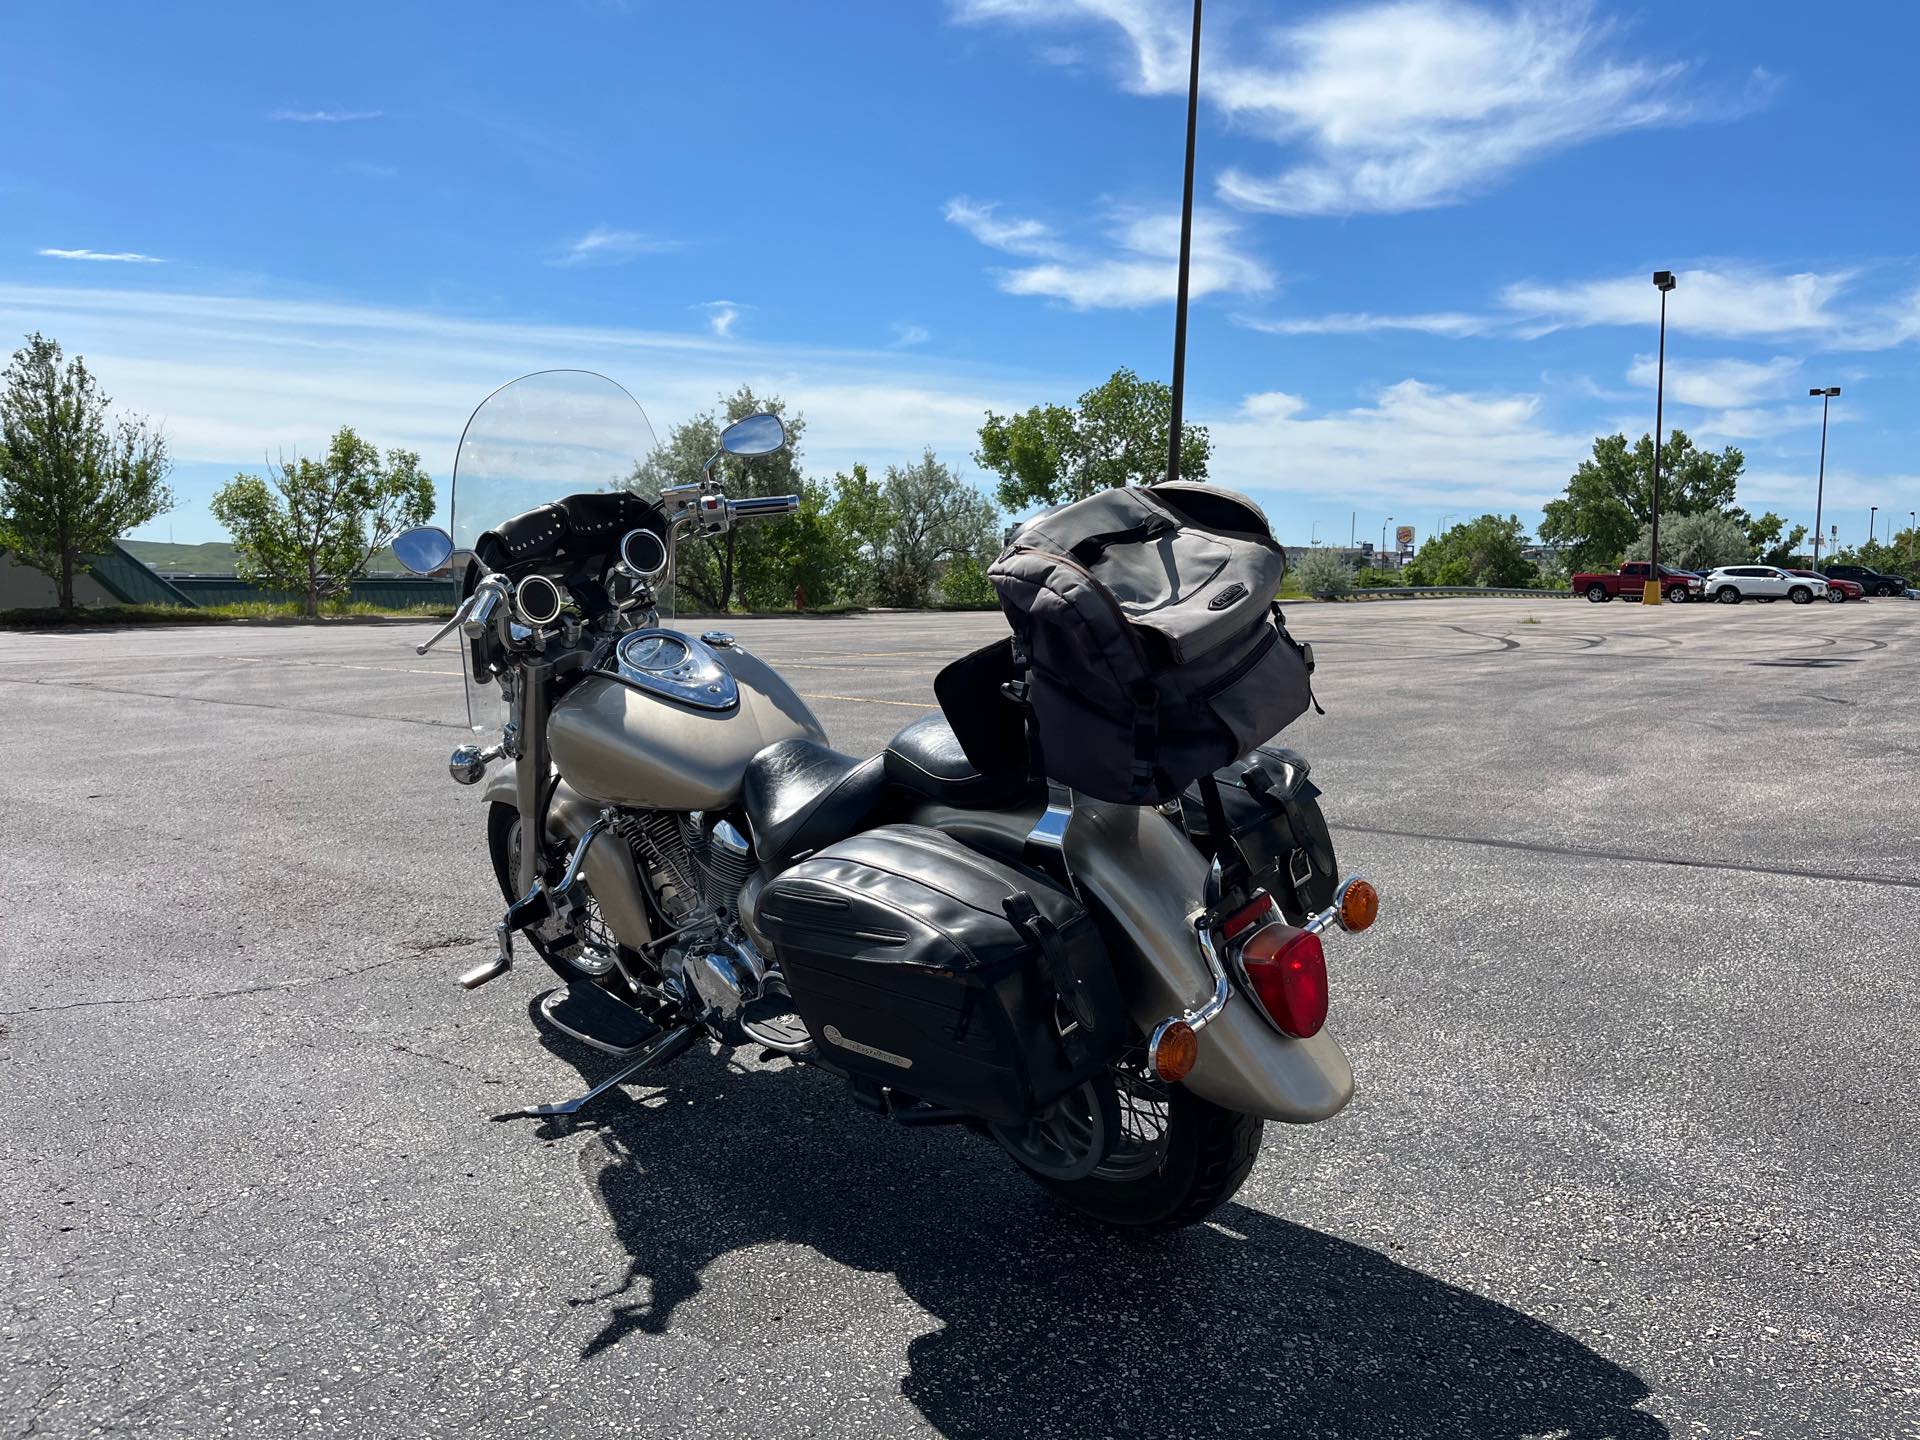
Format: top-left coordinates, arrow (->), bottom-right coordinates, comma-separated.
512,1024 -> 698,1119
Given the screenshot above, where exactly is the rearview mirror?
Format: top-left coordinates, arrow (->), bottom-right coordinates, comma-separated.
718,412 -> 787,457
392,526 -> 455,576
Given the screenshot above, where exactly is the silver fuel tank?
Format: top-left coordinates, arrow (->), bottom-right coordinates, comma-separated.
547,630 -> 829,812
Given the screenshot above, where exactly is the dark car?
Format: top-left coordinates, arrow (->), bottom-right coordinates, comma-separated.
1788,568 -> 1863,603
1821,563 -> 1910,597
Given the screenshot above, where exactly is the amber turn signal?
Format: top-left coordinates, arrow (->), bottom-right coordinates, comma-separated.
1148,1018 -> 1200,1083
1335,877 -> 1379,934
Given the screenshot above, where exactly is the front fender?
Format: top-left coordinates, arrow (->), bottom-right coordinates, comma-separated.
909,797 -> 1354,1125
482,767 -> 653,954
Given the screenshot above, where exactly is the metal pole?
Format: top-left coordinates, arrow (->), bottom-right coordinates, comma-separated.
1648,286 -> 1667,600
1813,393 -> 1830,567
1164,0 -> 1203,488
1869,505 -> 1877,547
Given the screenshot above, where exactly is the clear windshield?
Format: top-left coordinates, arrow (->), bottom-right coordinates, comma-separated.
449,370 -> 658,729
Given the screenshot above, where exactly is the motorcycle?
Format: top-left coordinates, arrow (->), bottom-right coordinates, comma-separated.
393,369 -> 1378,1231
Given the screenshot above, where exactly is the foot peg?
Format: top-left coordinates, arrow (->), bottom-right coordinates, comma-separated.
517,1024 -> 699,1119
460,922 -> 515,990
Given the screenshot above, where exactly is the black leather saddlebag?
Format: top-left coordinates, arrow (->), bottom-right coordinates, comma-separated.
757,825 -> 1124,1125
1177,746 -> 1340,924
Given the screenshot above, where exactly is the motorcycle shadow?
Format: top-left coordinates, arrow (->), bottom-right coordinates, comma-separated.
533,1024 -> 1666,1440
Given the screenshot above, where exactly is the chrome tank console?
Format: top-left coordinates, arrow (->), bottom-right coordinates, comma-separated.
613,629 -> 739,712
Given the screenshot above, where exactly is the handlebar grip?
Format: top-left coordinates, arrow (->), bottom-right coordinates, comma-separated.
726,495 -> 801,521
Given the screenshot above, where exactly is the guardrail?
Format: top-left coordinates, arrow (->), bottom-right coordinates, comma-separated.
1319,585 -> 1570,601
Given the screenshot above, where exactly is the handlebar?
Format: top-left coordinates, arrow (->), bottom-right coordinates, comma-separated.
726,494 -> 802,522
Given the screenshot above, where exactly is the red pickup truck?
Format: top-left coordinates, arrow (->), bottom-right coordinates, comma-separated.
1571,562 -> 1704,604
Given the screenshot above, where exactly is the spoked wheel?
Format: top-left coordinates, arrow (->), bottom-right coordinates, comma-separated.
990,1079 -> 1121,1182
1789,586 -> 1813,605
1826,588 -> 1847,603
1006,1064 -> 1264,1230
1717,586 -> 1741,604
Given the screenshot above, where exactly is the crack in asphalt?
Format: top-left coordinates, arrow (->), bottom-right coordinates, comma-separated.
1330,822 -> 1920,891
0,955 -> 406,1018
0,674 -> 464,730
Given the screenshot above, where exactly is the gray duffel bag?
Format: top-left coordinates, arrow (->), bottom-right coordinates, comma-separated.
988,483 -> 1317,805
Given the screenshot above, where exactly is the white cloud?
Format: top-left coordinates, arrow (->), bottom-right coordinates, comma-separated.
956,0 -> 1753,216
890,323 -> 931,347
1245,266 -> 1920,350
1506,268 -> 1854,339
947,200 -> 1272,309
1208,378 -> 1591,516
698,300 -> 744,338
270,108 -> 383,123
943,197 -> 1064,258
1624,354 -> 1800,411
550,225 -> 682,268
1234,310 -> 1490,338
38,248 -> 163,264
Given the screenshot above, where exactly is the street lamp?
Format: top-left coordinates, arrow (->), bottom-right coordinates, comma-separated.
1869,505 -> 1878,547
1382,516 -> 1393,563
1311,520 -> 1322,545
1646,270 -> 1677,603
1809,387 -> 1841,567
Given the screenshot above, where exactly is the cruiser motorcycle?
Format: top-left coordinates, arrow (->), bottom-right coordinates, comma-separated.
394,369 -> 1378,1230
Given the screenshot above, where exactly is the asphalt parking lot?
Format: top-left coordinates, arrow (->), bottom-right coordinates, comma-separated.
3,597 -> 1917,1439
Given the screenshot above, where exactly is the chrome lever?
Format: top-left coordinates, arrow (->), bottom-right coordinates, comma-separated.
415,594 -> 475,655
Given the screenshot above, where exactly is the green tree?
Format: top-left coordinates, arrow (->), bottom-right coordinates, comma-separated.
1624,510 -> 1752,572
974,367 -> 1209,512
868,451 -> 1000,607
1539,430 -> 1743,573
211,427 -> 432,617
1403,514 -> 1538,587
631,386 -> 805,612
1290,547 -> 1353,599
1735,510 -> 1808,568
0,333 -> 173,611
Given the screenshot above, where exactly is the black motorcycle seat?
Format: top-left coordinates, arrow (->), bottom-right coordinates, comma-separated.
742,739 -> 887,869
883,713 -> 1039,811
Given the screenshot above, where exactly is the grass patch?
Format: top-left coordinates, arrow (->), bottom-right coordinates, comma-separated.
1,600 -> 455,628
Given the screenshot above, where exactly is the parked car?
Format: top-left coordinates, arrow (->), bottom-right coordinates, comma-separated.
1571,561 -> 1704,604
1703,566 -> 1829,605
1786,568 -> 1863,603
1819,562 -> 1910,597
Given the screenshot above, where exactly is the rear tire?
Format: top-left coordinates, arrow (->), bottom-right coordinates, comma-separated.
1585,583 -> 1608,602
1717,586 -> 1741,604
1030,1084 -> 1263,1231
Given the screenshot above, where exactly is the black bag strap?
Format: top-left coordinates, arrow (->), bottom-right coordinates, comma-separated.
1198,772 -> 1252,897
1067,512 -> 1175,565
1002,634 -> 1048,785
1002,892 -> 1099,1068
1127,683 -> 1160,802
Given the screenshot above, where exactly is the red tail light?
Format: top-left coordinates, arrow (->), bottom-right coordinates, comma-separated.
1237,923 -> 1329,1038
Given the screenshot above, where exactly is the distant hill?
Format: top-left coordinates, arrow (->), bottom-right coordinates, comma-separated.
121,539 -> 407,575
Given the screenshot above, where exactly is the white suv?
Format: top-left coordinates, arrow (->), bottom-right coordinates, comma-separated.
1703,566 -> 1829,605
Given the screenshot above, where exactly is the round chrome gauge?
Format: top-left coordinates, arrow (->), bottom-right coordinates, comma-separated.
514,573 -> 564,626
613,628 -> 739,712
619,527 -> 669,579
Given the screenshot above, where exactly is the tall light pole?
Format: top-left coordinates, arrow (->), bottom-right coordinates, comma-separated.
1163,0 -> 1203,488
1382,516 -> 1393,561
1810,387 -> 1840,567
1909,510 -> 1916,568
1646,270 -> 1676,604
1869,505 -> 1878,547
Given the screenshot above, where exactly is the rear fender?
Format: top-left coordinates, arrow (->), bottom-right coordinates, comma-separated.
909,796 -> 1354,1124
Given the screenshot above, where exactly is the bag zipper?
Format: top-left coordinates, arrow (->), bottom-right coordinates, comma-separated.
1198,623 -> 1279,699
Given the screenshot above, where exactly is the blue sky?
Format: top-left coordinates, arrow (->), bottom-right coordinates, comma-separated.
3,1 -> 1917,549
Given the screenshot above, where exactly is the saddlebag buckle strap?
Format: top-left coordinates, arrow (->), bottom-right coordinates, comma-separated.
1001,892 -> 1097,1068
